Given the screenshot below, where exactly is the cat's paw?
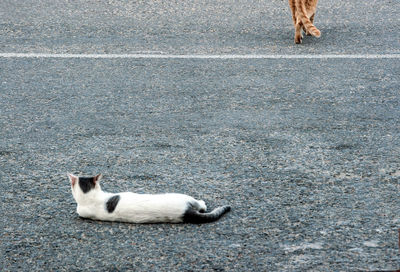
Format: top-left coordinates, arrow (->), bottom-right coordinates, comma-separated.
295,32 -> 303,44
198,200 -> 207,212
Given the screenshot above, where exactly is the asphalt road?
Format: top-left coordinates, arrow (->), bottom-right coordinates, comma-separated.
1,0 -> 399,271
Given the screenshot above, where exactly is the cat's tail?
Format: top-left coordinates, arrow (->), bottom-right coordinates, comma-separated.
183,205 -> 231,224
295,0 -> 321,37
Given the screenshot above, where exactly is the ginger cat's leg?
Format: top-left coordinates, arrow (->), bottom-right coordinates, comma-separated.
295,20 -> 303,44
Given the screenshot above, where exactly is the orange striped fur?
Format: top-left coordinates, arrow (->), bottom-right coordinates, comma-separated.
289,0 -> 321,44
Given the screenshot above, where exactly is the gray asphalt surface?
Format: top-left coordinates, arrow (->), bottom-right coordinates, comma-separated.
1,0 -> 399,271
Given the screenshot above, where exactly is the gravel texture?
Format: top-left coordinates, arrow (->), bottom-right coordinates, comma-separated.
1,0 -> 399,271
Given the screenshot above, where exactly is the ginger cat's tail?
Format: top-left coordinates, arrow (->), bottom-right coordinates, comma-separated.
295,0 -> 321,37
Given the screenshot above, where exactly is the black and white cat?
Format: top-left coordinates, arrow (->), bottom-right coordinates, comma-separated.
68,173 -> 231,224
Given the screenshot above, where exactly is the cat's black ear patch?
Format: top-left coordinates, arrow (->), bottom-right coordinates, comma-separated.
106,195 -> 120,213
78,177 -> 96,193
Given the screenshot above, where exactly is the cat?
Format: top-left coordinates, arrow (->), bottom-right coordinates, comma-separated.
289,0 -> 321,44
67,173 -> 231,224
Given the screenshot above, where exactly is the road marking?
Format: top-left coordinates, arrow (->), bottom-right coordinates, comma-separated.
0,53 -> 399,59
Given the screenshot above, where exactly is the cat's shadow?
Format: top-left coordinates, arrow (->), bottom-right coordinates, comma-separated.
74,216 -> 212,226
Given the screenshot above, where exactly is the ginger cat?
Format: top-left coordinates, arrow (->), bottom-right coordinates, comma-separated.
289,0 -> 321,44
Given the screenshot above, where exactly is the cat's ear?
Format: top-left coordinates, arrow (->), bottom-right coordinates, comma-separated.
68,173 -> 78,187
93,174 -> 102,184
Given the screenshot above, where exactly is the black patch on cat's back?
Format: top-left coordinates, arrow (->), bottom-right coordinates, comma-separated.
79,177 -> 96,193
106,195 -> 120,213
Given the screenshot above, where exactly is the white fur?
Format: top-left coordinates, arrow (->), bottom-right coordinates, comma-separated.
68,174 -> 207,223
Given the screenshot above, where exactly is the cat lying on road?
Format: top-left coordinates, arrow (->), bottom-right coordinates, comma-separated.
68,173 -> 231,224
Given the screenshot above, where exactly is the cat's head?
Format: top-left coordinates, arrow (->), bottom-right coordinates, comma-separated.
68,173 -> 102,203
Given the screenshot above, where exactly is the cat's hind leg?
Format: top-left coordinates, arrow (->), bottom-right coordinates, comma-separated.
198,200 -> 207,213
188,199 -> 207,213
310,13 -> 315,24
295,21 -> 303,44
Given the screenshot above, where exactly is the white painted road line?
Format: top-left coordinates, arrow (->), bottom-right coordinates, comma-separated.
0,53 -> 399,59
